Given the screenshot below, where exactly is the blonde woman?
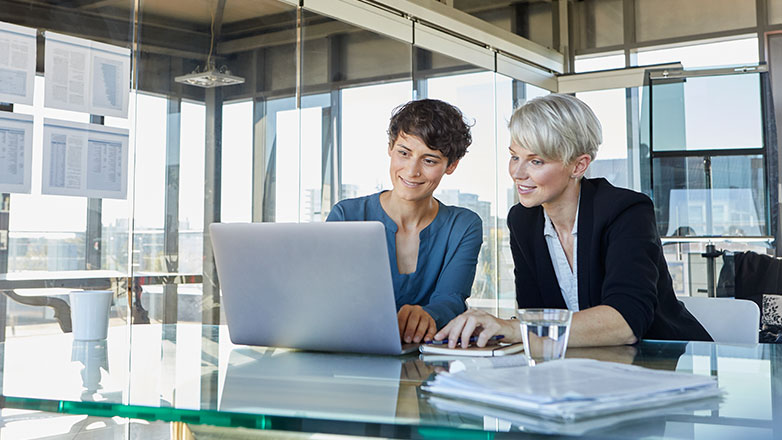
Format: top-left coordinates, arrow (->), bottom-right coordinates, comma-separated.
436,94 -> 711,348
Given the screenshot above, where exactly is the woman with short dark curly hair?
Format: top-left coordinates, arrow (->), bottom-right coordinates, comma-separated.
327,99 -> 483,344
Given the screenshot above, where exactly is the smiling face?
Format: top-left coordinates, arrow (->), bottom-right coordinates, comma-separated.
508,142 -> 587,211
388,132 -> 458,202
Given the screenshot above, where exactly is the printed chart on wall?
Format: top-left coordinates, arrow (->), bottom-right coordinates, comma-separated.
0,21 -> 37,105
0,112 -> 33,194
43,32 -> 130,118
42,118 -> 128,199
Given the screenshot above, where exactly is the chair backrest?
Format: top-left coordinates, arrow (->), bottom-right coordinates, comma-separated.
679,297 -> 759,344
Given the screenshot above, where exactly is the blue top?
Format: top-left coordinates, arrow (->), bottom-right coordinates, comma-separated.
326,192 -> 483,329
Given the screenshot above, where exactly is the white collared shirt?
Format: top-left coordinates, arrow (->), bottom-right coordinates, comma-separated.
543,205 -> 580,312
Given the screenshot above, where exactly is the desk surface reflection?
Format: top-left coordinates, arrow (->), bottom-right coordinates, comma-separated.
0,323 -> 780,439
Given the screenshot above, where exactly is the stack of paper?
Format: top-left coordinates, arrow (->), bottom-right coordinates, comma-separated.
427,394 -> 721,436
423,359 -> 720,422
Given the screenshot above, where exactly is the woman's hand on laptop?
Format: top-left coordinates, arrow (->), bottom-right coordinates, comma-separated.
434,309 -> 522,349
398,305 -> 436,344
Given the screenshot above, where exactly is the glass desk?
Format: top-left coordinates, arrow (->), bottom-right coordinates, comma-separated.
1,323 -> 781,439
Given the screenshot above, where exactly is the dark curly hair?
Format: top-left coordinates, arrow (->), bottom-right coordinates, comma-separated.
387,99 -> 472,165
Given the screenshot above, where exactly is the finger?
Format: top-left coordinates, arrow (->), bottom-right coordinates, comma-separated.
435,316 -> 459,340
403,311 -> 421,343
446,317 -> 468,348
460,316 -> 479,348
448,316 -> 475,349
412,314 -> 432,343
397,306 -> 411,335
423,317 -> 437,342
475,319 -> 501,347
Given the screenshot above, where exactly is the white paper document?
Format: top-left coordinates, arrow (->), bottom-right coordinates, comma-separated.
423,358 -> 721,422
44,32 -> 130,118
42,118 -> 128,199
0,21 -> 37,105
0,112 -> 33,193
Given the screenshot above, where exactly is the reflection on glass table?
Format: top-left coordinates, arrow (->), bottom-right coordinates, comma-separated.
0,323 -> 780,439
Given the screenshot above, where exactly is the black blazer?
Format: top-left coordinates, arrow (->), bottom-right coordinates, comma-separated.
508,177 -> 711,342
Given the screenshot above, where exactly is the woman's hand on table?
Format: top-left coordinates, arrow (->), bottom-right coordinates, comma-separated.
434,309 -> 522,348
398,305 -> 437,343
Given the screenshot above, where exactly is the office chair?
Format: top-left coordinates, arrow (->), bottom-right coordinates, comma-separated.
679,296 -> 760,344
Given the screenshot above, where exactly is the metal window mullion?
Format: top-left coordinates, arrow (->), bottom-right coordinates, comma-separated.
163,97 -> 181,324
648,65 -> 767,81
412,44 -> 430,100
626,87 -> 642,191
557,0 -> 571,73
646,76 -> 654,199
757,0 -> 768,63
623,0 -> 636,67
202,87 -> 223,326
650,148 -> 766,159
323,89 -> 341,211
491,73 -> 499,316
252,97 -> 268,223
86,114 -> 104,271
0,103 -> 11,348
759,72 -> 780,252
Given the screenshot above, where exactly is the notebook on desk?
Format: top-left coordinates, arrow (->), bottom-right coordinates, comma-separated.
209,221 -> 419,355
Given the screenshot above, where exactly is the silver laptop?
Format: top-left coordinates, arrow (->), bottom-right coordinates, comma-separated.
209,221 -> 418,355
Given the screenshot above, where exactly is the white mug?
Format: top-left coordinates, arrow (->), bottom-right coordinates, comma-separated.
70,290 -> 113,341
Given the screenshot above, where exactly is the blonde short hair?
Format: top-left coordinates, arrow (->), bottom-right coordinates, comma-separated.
508,93 -> 602,164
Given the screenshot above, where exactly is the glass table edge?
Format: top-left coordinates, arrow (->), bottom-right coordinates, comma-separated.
0,395 -> 496,438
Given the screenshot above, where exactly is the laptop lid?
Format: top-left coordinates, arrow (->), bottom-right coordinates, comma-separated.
210,221 -> 409,355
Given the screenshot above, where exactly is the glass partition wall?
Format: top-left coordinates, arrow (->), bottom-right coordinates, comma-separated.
644,68 -> 774,298
0,0 -> 556,340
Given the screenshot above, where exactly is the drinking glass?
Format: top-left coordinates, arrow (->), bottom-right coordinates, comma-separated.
517,308 -> 572,366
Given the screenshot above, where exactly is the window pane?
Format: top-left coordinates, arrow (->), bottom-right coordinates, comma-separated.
221,101 -> 252,223
496,74 -> 516,309
179,101 -> 205,274
341,82 -> 412,200
274,108 -> 299,223
100,91 -> 136,273
770,0 -> 782,24
636,38 -> 759,69
261,97 -> 296,223
9,76 -> 89,272
131,93 -> 167,272
519,83 -> 550,104
653,155 -> 766,237
301,9 -> 412,222
577,89 -> 630,188
635,0 -> 755,42
650,74 -> 762,152
573,0 -> 624,50
453,0 -> 553,49
574,53 -> 625,73
299,104 -> 323,223
427,71 -> 498,303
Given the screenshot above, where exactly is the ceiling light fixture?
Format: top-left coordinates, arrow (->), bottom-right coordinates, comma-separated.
175,63 -> 245,88
175,2 -> 244,88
